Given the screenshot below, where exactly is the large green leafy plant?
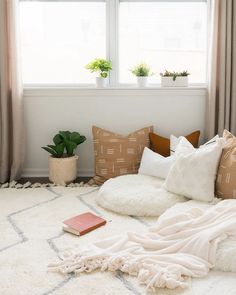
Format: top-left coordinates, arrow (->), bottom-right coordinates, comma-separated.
85,58 -> 112,78
131,63 -> 153,77
42,131 -> 86,158
160,70 -> 190,81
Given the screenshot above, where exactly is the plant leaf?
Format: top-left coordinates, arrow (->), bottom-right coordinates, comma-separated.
48,143 -> 65,157
85,59 -> 112,76
59,131 -> 70,140
53,134 -> 63,145
69,132 -> 81,144
77,135 -> 86,145
42,146 -> 58,157
56,143 -> 65,155
131,63 -> 152,77
65,141 -> 77,157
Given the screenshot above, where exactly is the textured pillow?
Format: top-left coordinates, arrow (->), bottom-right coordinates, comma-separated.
216,130 -> 236,199
138,147 -> 174,179
164,137 -> 224,202
149,130 -> 200,157
92,126 -> 153,185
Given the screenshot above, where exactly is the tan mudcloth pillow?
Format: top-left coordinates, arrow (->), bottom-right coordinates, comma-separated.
216,130 -> 236,199
91,126 -> 153,185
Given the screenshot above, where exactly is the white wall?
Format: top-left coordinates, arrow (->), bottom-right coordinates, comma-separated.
22,87 -> 206,177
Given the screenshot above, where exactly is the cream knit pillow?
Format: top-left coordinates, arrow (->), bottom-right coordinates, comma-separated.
164,137 -> 224,202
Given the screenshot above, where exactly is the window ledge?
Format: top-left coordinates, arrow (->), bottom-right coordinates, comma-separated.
23,85 -> 207,97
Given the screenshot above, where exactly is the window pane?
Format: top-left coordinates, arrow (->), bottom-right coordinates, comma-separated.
19,2 -> 106,84
119,1 -> 207,84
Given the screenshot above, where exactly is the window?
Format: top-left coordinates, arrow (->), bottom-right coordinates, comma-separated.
19,1 -> 106,84
19,0 -> 207,86
119,1 -> 207,84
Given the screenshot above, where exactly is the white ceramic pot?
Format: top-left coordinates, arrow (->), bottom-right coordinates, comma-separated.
161,76 -> 188,87
96,77 -> 107,88
137,76 -> 148,88
49,155 -> 78,185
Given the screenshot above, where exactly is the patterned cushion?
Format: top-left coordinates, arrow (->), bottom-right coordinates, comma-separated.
216,130 -> 236,199
91,126 -> 153,185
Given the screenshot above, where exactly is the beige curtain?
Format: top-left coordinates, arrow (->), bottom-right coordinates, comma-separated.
0,0 -> 24,183
206,0 -> 236,139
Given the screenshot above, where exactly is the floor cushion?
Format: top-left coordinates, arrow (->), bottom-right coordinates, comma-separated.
96,174 -> 187,216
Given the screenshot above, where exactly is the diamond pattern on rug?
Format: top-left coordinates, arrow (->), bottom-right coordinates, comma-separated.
1,186 -> 230,295
0,187 -> 150,295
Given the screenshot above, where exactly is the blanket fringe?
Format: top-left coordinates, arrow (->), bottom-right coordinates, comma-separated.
48,253 -> 188,291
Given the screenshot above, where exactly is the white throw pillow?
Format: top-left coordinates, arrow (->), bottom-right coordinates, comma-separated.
170,133 -> 216,155
173,135 -> 220,156
173,136 -> 195,157
164,138 -> 224,202
170,135 -> 183,155
138,147 -> 174,179
170,134 -> 195,155
200,135 -> 219,148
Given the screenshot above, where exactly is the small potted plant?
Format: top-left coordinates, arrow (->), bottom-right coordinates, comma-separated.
42,131 -> 86,185
160,70 -> 190,87
85,58 -> 112,88
131,63 -> 153,87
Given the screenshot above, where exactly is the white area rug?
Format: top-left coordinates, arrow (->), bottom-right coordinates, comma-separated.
0,186 -> 236,295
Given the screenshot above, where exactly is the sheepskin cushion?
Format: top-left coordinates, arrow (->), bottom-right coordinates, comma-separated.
97,174 -> 187,217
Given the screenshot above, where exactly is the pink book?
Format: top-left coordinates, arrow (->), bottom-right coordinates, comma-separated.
63,212 -> 106,236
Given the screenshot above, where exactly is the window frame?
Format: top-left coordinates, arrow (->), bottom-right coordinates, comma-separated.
19,0 -> 208,88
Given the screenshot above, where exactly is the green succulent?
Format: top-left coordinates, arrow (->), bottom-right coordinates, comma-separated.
131,63 -> 153,77
160,70 -> 190,81
85,58 -> 112,78
42,131 -> 86,158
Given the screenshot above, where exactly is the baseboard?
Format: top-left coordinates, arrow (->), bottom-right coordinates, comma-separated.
22,168 -> 94,178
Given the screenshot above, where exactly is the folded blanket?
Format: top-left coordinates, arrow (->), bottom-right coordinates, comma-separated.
49,200 -> 236,291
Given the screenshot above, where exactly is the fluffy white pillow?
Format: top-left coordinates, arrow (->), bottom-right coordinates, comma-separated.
164,137 -> 224,202
139,147 -> 174,179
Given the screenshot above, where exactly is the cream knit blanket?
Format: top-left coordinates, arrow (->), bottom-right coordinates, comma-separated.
49,200 -> 236,291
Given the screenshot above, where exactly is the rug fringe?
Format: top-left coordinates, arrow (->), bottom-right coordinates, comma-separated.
0,180 -> 97,189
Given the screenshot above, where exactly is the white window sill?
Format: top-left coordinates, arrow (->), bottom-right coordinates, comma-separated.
23,84 -> 207,97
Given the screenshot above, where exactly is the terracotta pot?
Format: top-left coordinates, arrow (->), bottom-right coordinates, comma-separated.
49,155 -> 78,185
